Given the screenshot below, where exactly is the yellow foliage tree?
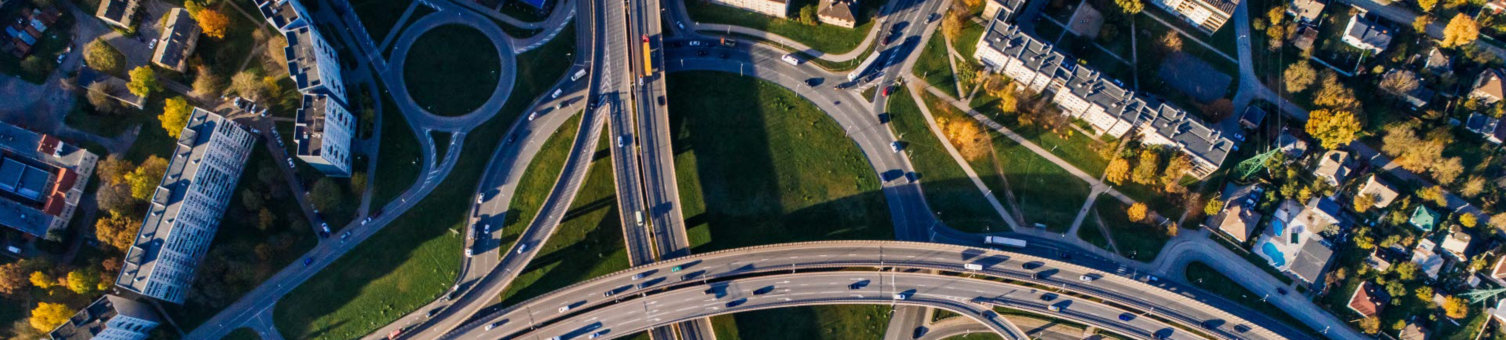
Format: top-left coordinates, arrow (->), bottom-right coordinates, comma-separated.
196,9 -> 231,39
1105,158 -> 1130,184
65,268 -> 100,295
29,302 -> 73,332
1441,14 -> 1479,48
1127,203 -> 1148,222
27,271 -> 53,290
1443,295 -> 1469,319
1305,109 -> 1361,149
939,116 -> 989,161
124,155 -> 169,200
95,211 -> 140,252
160,96 -> 192,138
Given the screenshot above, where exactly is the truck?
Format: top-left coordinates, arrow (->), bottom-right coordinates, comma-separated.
635,211 -> 645,226
782,54 -> 801,65
571,69 -> 588,81
984,236 -> 1027,248
963,263 -> 983,271
641,35 -> 654,75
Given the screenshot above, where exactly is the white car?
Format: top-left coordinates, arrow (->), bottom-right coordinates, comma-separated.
558,305 -> 571,313
551,89 -> 563,99
529,112 -> 540,121
1079,275 -> 1095,282
892,294 -> 906,300
465,248 -> 473,257
516,243 -> 529,254
477,196 -> 484,205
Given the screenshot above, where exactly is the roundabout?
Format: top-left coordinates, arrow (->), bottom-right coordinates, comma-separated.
385,9 -> 519,131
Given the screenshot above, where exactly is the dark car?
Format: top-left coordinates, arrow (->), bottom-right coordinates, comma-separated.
657,96 -> 666,106
1118,313 -> 1135,321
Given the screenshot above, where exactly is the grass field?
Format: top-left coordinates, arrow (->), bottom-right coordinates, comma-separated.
1077,213 -> 1112,250
1185,262 -> 1319,337
1093,199 -> 1166,261
922,92 -> 1088,232
403,24 -> 503,117
913,34 -> 959,98
669,71 -> 894,252
967,93 -> 1113,176
370,82 -> 422,211
493,112 -> 580,264
684,0 -> 882,54
710,305 -> 892,340
498,129 -> 631,305
950,18 -> 985,65
352,0 -> 416,43
272,23 -> 577,339
887,86 -> 1005,232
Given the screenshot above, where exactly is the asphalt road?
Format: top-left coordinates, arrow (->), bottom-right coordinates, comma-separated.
441,241 -> 1291,339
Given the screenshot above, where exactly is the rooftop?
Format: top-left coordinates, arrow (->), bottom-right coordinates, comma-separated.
817,0 -> 858,23
295,93 -> 332,157
48,294 -> 158,340
1290,235 -> 1334,284
1289,0 -> 1325,22
151,8 -> 198,71
1410,206 -> 1440,232
1344,14 -> 1392,51
0,122 -> 93,238
1357,176 -> 1399,208
1473,69 -> 1506,100
283,26 -> 326,91
254,0 -> 305,29
1346,281 -> 1387,317
94,0 -> 137,26
1313,149 -> 1349,184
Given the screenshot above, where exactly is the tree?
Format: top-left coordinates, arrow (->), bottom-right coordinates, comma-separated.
1460,213 -> 1478,228
1360,316 -> 1380,334
195,9 -> 231,39
241,189 -> 264,212
1158,31 -> 1182,54
1105,158 -> 1130,184
942,11 -> 965,38
84,38 -> 124,75
1442,14 -> 1479,48
1114,0 -> 1143,14
1354,194 -> 1376,212
1414,15 -> 1434,33
1127,203 -> 1148,222
27,271 -> 53,290
1204,199 -> 1224,216
192,65 -> 223,97
310,178 -> 343,213
257,208 -> 276,232
1380,70 -> 1420,95
1165,222 -> 1180,237
1283,62 -> 1317,93
65,268 -> 100,295
1418,0 -> 1439,10
1305,109 -> 1361,149
231,70 -> 265,101
1161,154 -> 1191,185
1353,227 -> 1376,250
1443,295 -> 1469,319
1131,150 -> 1161,185
95,211 -> 140,252
126,66 -> 158,99
0,261 -> 28,296
160,96 -> 193,138
1394,261 -> 1419,280
1432,157 -> 1463,184
798,5 -> 818,26
28,303 -> 73,332
266,34 -> 289,66
1418,186 -> 1447,206
1491,213 -> 1506,231
1415,286 -> 1434,302
124,155 -> 169,200
86,81 -> 120,114
1313,73 -> 1359,111
1461,176 -> 1487,197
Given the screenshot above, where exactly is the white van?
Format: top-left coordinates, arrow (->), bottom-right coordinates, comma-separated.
782,54 -> 801,65
551,89 -> 563,99
571,69 -> 588,81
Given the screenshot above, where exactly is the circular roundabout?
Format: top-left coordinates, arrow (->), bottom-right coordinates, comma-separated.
387,11 -> 518,128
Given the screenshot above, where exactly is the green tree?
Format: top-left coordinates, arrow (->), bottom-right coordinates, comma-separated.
1131,149 -> 1161,185
1442,14 -> 1480,48
1354,194 -> 1376,212
310,178 -> 342,213
799,4 -> 818,25
1352,227 -> 1376,250
126,66 -> 158,99
1416,286 -> 1434,301
1305,109 -> 1361,149
1414,15 -> 1434,33
124,155 -> 169,200
84,38 -> 124,75
65,268 -> 100,295
1417,186 -> 1447,206
1394,261 -> 1419,281
257,208 -> 276,232
160,96 -> 193,138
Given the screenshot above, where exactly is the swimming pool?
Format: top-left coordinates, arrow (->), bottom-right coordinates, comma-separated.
1261,241 -> 1286,267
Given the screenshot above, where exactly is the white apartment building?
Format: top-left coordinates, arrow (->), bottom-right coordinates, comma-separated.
1148,0 -> 1238,33
707,0 -> 789,18
973,17 -> 1235,178
115,108 -> 255,304
296,93 -> 356,176
49,294 -> 160,340
254,0 -> 346,103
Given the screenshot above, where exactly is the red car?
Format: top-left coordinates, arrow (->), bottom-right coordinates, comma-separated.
882,86 -> 892,96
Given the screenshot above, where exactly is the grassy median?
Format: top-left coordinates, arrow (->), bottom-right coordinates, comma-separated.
684,0 -> 883,54
710,305 -> 891,340
887,86 -> 1005,232
273,23 -> 577,339
494,112 -> 581,263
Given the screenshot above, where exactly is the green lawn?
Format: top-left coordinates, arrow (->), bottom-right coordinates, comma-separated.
1077,216 -> 1111,250
272,23 -> 577,340
710,305 -> 891,340
951,18 -> 985,65
494,112 -> 580,261
669,71 -> 894,252
1185,262 -> 1320,337
370,82 -> 422,210
888,86 -> 1006,232
497,129 -> 632,305
403,24 -> 502,117
1093,199 -> 1166,261
966,94 -> 1111,176
913,33 -> 959,98
685,0 -> 882,54
352,0 -> 416,43
197,1 -> 266,80
922,92 -> 1089,232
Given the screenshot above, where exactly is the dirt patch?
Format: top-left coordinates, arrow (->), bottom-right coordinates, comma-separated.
1067,3 -> 1104,39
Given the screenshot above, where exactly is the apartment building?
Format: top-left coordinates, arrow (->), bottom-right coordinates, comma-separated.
1148,0 -> 1238,33
295,93 -> 356,176
151,8 -> 200,72
707,0 -> 789,18
817,0 -> 858,28
253,0 -> 310,31
94,0 -> 138,29
115,108 -> 255,304
48,294 -> 160,340
973,18 -> 1235,178
0,122 -> 97,240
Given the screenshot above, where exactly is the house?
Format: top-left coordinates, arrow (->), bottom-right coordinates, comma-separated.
1399,322 -> 1428,340
1489,256 -> 1506,284
1356,175 -> 1400,209
1470,69 -> 1506,104
1401,86 -> 1434,110
983,0 -> 1026,21
1216,204 -> 1261,243
255,0 -> 347,102
3,6 -> 61,58
1424,48 -> 1451,74
1365,250 -> 1391,271
1278,129 -> 1308,158
1239,105 -> 1266,130
0,123 -> 98,240
1291,26 -> 1319,51
816,0 -> 858,28
1440,225 -> 1471,261
1342,14 -> 1392,54
1494,299 -> 1506,324
94,0 -> 139,29
1410,206 -> 1440,233
151,8 -> 200,72
1347,281 -> 1388,317
1465,112 -> 1504,144
295,93 -> 356,177
1412,239 -> 1445,280
1488,0 -> 1506,14
1147,0 -> 1238,33
1256,199 -> 1336,286
706,0 -> 789,17
1313,150 -> 1350,187
1288,0 -> 1325,24
48,294 -> 159,340
77,68 -> 145,110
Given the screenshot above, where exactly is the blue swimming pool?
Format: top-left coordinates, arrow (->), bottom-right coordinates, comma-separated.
1271,220 -> 1286,236
1261,241 -> 1286,267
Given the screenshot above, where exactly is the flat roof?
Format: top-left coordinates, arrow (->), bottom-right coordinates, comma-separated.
0,122 -> 94,237
152,8 -> 199,71
295,93 -> 330,156
49,294 -> 158,340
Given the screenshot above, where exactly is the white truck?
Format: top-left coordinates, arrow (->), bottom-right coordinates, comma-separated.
983,236 -> 1027,248
782,54 -> 801,65
635,211 -> 645,226
571,69 -> 588,81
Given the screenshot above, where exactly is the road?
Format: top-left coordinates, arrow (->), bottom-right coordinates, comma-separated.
440,241 -> 1288,339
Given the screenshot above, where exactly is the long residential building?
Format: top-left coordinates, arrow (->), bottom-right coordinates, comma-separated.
973,18 -> 1234,178
1148,0 -> 1237,33
48,294 -> 160,340
0,122 -> 97,239
295,93 -> 355,176
115,108 -> 255,304
706,0 -> 789,18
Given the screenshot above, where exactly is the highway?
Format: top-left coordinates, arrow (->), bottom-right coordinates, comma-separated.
441,241 -> 1294,339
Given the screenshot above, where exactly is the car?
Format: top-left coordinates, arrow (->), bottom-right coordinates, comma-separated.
1118,313 -> 1134,321
604,290 -> 615,297
286,158 -> 295,168
632,273 -> 646,280
303,257 -> 314,266
1276,287 -> 1287,295
485,321 -> 501,331
465,248 -> 473,257
340,231 -> 351,241
516,243 -> 529,254
805,78 -> 822,87
551,89 -> 563,99
590,331 -> 606,339
677,21 -> 685,30
657,95 -> 666,106
835,82 -> 853,89
321,223 -> 330,233
361,217 -> 371,225
558,305 -> 571,313
892,293 -> 906,300
505,135 -> 517,144
671,265 -> 682,272
882,86 -> 893,96
483,223 -> 492,234
529,112 -> 540,121
477,196 -> 485,205
318,230 -> 329,238
56,53 -> 66,64
689,40 -> 703,46
146,38 -> 157,50
890,141 -> 902,152
618,135 -> 629,147
1079,275 -> 1094,282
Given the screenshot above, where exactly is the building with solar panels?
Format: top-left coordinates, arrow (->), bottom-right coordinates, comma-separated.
0,122 -> 97,240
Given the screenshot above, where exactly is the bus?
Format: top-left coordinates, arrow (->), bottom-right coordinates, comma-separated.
983,236 -> 1027,248
642,35 -> 654,75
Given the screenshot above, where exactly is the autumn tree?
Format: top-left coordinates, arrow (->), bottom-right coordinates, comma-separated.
95,212 -> 140,252
1418,0 -> 1438,11
161,96 -> 193,138
938,116 -> 989,160
257,208 -> 276,231
1158,31 -> 1182,54
1165,222 -> 1180,237
1131,149 -> 1161,185
1305,109 -> 1361,149
1353,227 -> 1376,249
231,70 -> 265,101
28,271 -> 54,290
1414,15 -> 1434,33
942,10 -> 965,38
1114,0 -> 1143,14
125,155 -> 169,200
1127,203 -> 1149,222
84,38 -> 124,75
192,65 -> 223,97
126,66 -> 158,99
1491,213 -> 1506,230
1360,316 -> 1380,334
1460,213 -> 1477,228
266,34 -> 289,66
1442,14 -> 1479,48
1204,199 -> 1224,216
86,82 -> 120,114
1418,186 -> 1448,206
1394,261 -> 1419,281
1313,73 -> 1359,111
1416,286 -> 1434,301
1105,158 -> 1130,184
1461,176 -> 1487,197
196,9 -> 231,39
0,261 -> 28,296
1433,157 -> 1463,184
28,302 -> 73,332
1444,295 -> 1469,319
1283,61 -> 1317,93
1380,70 -> 1420,96
1354,194 -> 1376,212
65,267 -> 100,295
